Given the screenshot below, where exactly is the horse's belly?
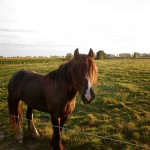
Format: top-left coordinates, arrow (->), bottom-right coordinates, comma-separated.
21,94 -> 48,113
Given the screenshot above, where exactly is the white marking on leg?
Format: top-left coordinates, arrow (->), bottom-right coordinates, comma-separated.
30,121 -> 40,138
84,76 -> 92,101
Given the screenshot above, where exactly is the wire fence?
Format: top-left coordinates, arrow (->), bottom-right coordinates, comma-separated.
0,112 -> 149,150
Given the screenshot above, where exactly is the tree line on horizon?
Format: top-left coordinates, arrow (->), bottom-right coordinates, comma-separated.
0,50 -> 150,59
66,50 -> 150,60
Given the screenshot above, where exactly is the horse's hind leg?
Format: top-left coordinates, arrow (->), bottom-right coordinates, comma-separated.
14,101 -> 24,143
26,106 -> 39,138
9,99 -> 24,143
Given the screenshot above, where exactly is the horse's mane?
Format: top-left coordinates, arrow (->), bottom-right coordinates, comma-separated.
45,54 -> 97,86
45,60 -> 72,82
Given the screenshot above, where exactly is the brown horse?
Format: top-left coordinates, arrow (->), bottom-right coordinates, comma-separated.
8,48 -> 97,150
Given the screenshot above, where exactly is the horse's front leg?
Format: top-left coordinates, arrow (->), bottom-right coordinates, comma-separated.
60,116 -> 68,134
51,116 -> 64,150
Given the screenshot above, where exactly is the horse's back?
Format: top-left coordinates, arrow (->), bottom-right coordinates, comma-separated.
8,70 -> 38,90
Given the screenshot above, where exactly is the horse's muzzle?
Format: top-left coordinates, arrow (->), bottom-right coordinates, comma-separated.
82,88 -> 95,104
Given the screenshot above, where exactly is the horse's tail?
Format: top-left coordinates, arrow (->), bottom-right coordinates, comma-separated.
8,71 -> 24,129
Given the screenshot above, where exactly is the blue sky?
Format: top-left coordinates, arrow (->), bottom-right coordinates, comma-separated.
0,0 -> 150,56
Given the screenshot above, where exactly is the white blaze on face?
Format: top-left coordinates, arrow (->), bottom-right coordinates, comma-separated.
84,76 -> 92,101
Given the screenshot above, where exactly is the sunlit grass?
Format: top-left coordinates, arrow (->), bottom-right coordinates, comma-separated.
0,58 -> 150,149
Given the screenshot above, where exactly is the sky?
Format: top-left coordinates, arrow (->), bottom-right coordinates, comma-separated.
0,0 -> 150,57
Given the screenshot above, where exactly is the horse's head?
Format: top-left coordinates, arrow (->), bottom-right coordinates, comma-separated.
71,48 -> 97,104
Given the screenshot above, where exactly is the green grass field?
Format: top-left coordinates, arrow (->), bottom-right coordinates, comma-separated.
0,58 -> 150,150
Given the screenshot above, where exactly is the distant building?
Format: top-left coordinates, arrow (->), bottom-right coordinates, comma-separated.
141,53 -> 150,57
119,53 -> 131,58
105,54 -> 116,58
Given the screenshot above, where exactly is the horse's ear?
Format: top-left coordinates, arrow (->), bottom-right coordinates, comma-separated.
88,48 -> 94,59
74,48 -> 79,58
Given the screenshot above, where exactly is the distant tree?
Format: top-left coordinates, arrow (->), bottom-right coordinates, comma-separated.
66,53 -> 73,60
133,52 -> 141,58
96,50 -> 106,59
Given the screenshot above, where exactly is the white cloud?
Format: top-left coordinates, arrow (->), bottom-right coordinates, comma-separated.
0,0 -> 150,56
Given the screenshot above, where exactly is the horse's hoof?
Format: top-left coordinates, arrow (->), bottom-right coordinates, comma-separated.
17,139 -> 23,143
31,131 -> 40,138
32,133 -> 40,138
15,133 -> 24,144
15,137 -> 23,143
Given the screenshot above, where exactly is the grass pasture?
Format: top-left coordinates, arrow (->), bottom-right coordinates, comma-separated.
0,58 -> 150,150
